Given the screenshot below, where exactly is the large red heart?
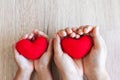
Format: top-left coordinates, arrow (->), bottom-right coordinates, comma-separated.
61,35 -> 93,59
16,36 -> 48,60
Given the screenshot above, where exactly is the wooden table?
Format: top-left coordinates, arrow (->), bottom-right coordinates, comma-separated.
0,0 -> 120,80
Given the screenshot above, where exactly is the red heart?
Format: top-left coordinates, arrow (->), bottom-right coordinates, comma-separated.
16,36 -> 48,60
61,35 -> 93,59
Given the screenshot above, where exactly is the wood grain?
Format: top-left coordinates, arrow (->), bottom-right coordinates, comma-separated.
0,0 -> 120,80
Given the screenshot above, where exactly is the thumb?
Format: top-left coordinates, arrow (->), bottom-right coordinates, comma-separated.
91,26 -> 105,48
46,39 -> 53,57
53,34 -> 63,57
13,44 -> 20,59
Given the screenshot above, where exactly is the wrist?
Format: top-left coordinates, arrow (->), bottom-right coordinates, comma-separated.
35,65 -> 50,73
19,67 -> 33,75
36,67 -> 53,80
86,69 -> 110,80
61,71 -> 83,80
14,68 -> 33,80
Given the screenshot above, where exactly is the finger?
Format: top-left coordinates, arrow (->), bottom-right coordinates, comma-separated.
53,34 -> 63,56
13,44 -> 20,59
58,29 -> 67,38
83,25 -> 93,34
20,34 -> 29,40
33,29 -> 48,38
72,27 -> 77,32
75,34 -> 80,39
90,26 -> 105,48
28,33 -> 34,39
78,26 -> 83,35
91,26 -> 100,37
45,39 -> 53,61
33,29 -> 39,34
38,31 -> 48,38
71,27 -> 80,39
65,27 -> 73,35
70,32 -> 76,38
14,49 -> 20,58
47,39 -> 53,53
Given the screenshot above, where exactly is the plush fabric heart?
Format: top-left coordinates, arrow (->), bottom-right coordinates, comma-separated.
16,36 -> 48,60
61,35 -> 93,59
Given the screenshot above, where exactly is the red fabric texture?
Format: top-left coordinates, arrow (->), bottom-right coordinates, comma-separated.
61,35 -> 93,59
16,36 -> 48,60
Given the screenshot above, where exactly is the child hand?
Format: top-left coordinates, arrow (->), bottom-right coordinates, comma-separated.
33,30 -> 53,80
53,28 -> 83,80
76,25 -> 110,80
14,34 -> 34,80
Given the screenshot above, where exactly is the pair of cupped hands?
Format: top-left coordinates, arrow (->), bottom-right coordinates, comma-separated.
13,25 -> 109,80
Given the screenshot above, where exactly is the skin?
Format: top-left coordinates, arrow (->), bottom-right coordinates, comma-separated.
13,34 -> 34,80
14,30 -> 53,80
54,25 -> 110,80
33,30 -> 53,80
79,25 -> 110,80
14,26 -> 110,80
54,31 -> 83,80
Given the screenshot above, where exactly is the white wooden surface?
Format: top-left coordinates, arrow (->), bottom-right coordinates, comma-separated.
0,0 -> 120,80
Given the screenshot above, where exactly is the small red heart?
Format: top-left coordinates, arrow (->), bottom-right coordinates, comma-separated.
16,36 -> 48,60
61,35 -> 93,59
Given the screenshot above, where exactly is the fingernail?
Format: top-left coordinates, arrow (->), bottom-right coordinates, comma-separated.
25,34 -> 28,38
63,32 -> 67,36
70,32 -> 76,38
66,28 -> 72,34
80,32 -> 83,35
76,35 -> 80,39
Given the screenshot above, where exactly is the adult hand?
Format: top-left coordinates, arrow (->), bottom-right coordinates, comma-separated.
54,28 -> 83,80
